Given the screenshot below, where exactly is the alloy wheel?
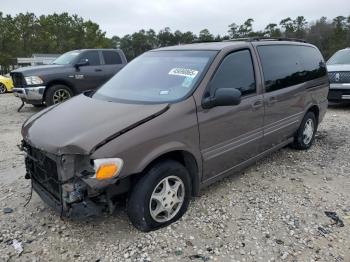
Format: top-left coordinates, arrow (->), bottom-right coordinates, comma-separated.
149,176 -> 185,223
52,89 -> 71,104
303,119 -> 314,145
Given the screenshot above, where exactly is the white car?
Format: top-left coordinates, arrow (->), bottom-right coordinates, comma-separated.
327,48 -> 350,102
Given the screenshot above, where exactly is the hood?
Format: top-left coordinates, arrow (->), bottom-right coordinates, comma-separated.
327,64 -> 350,72
11,64 -> 66,76
22,94 -> 169,155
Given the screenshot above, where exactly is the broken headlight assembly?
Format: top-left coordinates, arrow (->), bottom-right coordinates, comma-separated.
93,158 -> 124,180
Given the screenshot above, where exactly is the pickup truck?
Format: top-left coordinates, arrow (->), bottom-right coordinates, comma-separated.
11,49 -> 127,106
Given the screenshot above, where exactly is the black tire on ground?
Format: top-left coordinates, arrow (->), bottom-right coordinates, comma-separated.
127,160 -> 192,232
291,111 -> 317,150
44,85 -> 73,106
33,104 -> 45,108
0,83 -> 6,94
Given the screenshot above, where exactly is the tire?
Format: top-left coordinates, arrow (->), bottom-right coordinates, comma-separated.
45,85 -> 73,106
0,83 -> 6,94
291,111 -> 317,150
127,160 -> 191,232
33,104 -> 44,108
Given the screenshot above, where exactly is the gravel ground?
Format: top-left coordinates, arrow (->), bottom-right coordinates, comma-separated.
0,93 -> 350,262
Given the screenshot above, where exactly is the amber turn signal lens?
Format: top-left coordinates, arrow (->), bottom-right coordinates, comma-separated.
93,158 -> 123,180
95,163 -> 118,180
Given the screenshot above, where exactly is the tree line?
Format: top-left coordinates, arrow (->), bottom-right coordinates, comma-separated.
0,12 -> 349,72
115,15 -> 350,60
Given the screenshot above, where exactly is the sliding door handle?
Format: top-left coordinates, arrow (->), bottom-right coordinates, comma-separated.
268,96 -> 277,105
251,99 -> 263,110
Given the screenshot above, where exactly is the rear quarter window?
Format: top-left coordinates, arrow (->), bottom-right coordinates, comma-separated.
257,45 -> 326,92
297,46 -> 327,81
103,51 -> 123,65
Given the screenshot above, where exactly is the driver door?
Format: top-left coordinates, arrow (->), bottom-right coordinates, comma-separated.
72,50 -> 105,92
196,49 -> 264,181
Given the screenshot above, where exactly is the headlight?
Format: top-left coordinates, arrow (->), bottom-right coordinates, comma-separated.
24,76 -> 44,85
93,158 -> 123,180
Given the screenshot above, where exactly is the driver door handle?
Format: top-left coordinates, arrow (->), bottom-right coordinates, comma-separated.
95,69 -> 102,72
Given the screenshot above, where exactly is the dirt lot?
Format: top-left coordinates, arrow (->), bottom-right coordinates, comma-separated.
0,93 -> 349,262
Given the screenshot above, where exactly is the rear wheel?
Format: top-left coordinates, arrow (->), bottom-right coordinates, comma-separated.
291,111 -> 317,150
127,160 -> 191,232
0,83 -> 6,94
45,85 -> 73,106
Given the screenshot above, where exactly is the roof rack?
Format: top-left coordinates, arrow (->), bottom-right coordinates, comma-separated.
224,37 -> 307,43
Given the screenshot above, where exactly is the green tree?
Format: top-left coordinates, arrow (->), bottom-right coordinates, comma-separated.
228,22 -> 239,39
238,18 -> 254,37
280,17 -> 296,37
264,23 -> 282,37
198,29 -> 214,42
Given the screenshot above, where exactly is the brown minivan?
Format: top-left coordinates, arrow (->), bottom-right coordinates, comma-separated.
21,38 -> 329,231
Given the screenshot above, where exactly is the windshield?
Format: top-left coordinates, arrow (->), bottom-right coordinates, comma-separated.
327,49 -> 350,65
93,50 -> 217,103
52,51 -> 81,65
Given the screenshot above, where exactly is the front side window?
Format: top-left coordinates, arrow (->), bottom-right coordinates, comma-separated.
79,51 -> 101,66
209,50 -> 256,97
327,49 -> 350,65
93,50 -> 217,103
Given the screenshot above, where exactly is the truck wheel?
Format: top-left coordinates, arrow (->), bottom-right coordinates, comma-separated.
291,111 -> 317,150
0,83 -> 6,94
127,160 -> 191,232
45,85 -> 73,106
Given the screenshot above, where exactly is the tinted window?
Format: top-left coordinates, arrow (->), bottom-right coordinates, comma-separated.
80,51 -> 100,66
258,45 -> 326,92
210,50 -> 256,96
297,46 -> 327,81
103,51 -> 122,65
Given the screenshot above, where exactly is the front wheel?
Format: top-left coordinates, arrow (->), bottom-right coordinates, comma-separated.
0,83 -> 6,94
291,111 -> 317,150
45,85 -> 73,106
127,160 -> 191,232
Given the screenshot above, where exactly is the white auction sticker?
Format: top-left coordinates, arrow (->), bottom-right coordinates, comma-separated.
169,68 -> 198,78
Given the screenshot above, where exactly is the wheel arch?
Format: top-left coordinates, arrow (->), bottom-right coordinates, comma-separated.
306,104 -> 320,125
130,150 -> 201,197
44,79 -> 76,101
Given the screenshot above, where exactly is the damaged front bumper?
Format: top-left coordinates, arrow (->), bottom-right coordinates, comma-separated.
22,141 -> 129,218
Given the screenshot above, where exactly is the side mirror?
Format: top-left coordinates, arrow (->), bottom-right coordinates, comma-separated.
74,59 -> 89,68
202,88 -> 241,109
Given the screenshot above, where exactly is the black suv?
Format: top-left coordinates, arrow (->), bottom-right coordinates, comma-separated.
11,49 -> 127,106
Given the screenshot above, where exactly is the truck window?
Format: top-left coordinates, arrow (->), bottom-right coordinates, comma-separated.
103,51 -> 123,65
80,51 -> 101,66
210,50 -> 256,96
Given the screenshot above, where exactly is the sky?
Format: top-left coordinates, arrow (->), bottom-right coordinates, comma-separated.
1,0 -> 349,37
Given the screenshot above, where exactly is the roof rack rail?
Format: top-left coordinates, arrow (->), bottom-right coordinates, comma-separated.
224,37 -> 307,43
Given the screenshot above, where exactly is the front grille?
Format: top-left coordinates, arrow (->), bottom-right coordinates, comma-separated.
24,144 -> 61,200
328,71 -> 350,83
328,89 -> 350,101
10,72 -> 26,87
